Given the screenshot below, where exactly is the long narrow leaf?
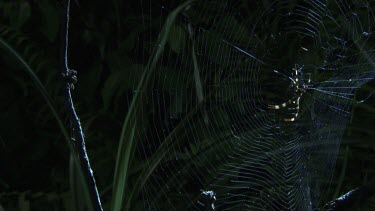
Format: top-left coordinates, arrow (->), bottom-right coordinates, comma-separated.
111,126 -> 136,211
111,0 -> 196,210
0,37 -> 94,210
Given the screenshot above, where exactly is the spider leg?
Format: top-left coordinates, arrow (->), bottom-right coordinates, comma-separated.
283,96 -> 301,122
284,117 -> 296,122
269,64 -> 310,123
268,102 -> 288,110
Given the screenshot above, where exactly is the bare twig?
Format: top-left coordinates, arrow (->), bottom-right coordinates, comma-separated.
60,0 -> 103,210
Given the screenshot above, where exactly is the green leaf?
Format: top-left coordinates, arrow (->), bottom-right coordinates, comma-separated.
15,2 -> 31,28
0,37 -> 94,211
107,52 -> 132,73
158,67 -> 192,92
168,24 -> 187,53
38,0 -> 59,42
77,63 -> 103,106
196,31 -> 237,67
208,108 -> 230,128
111,1 -> 196,210
170,93 -> 187,118
18,192 -> 30,211
217,16 -> 249,44
101,64 -> 145,110
2,2 -> 31,28
111,126 -> 136,211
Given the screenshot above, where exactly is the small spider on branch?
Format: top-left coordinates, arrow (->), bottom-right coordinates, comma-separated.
62,69 -> 77,89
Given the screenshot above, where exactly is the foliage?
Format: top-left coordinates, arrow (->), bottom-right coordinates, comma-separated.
0,0 -> 374,210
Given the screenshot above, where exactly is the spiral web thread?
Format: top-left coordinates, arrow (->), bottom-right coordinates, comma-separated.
127,0 -> 375,210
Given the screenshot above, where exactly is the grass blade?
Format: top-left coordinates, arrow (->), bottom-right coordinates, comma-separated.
0,37 -> 94,211
111,1 -> 196,210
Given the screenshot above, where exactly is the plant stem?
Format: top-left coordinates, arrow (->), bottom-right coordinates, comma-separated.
60,0 -> 103,210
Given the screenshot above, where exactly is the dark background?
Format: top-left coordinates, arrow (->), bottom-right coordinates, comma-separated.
0,0 -> 375,210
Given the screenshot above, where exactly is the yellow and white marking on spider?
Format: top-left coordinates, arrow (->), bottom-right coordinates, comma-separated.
268,64 -> 311,122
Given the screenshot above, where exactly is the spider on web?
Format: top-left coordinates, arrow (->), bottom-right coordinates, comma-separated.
268,64 -> 312,122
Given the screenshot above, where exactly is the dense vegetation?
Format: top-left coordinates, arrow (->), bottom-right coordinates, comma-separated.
0,0 -> 375,210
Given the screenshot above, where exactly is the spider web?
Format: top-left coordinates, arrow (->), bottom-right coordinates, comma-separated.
127,0 -> 375,210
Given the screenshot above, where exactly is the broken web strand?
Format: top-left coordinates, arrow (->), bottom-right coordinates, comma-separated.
125,0 -> 375,210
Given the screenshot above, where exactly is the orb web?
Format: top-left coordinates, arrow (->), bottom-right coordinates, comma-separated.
126,0 -> 375,210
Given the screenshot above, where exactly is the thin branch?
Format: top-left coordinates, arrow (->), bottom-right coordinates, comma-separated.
60,0 -> 103,210
323,178 -> 375,210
